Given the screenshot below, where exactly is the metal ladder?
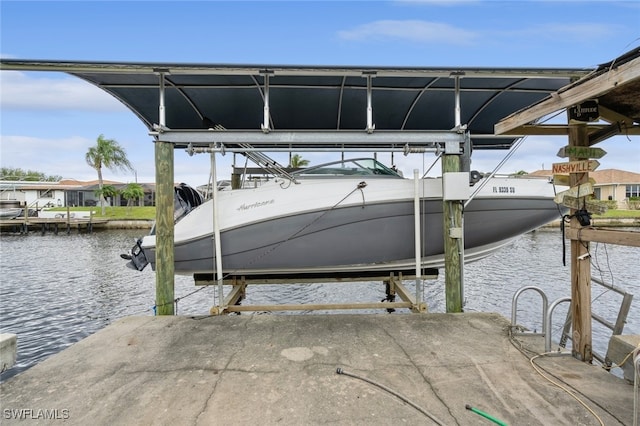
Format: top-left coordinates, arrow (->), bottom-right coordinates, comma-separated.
511,278 -> 634,358
510,286 -> 569,352
558,276 -> 634,366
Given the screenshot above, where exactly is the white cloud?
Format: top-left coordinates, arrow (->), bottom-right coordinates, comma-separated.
0,135 -> 95,178
0,71 -> 126,112
502,23 -> 618,41
336,17 -> 622,54
337,20 -> 478,45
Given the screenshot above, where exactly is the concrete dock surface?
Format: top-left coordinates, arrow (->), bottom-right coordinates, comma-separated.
0,312 -> 634,425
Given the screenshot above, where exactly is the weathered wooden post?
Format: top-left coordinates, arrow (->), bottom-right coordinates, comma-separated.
155,141 -> 175,315
155,70 -> 175,316
568,120 -> 593,362
442,150 -> 464,313
442,74 -> 466,313
231,170 -> 242,190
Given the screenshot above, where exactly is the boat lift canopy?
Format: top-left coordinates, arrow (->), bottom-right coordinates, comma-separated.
1,59 -> 592,152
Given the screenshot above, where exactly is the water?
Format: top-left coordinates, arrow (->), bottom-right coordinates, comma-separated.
1,228 -> 638,382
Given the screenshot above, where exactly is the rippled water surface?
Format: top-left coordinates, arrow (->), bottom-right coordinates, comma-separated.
1,228 -> 638,382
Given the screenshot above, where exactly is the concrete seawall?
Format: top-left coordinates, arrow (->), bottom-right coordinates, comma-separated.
102,220 -> 153,229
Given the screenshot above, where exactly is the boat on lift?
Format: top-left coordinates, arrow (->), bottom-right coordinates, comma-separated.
0,200 -> 25,219
124,158 -> 563,278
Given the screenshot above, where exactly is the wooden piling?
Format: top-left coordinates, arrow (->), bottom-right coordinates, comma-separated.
442,154 -> 463,313
568,122 -> 592,362
155,141 -> 175,315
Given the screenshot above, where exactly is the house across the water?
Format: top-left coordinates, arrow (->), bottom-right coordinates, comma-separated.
0,179 -> 157,209
529,168 -> 640,209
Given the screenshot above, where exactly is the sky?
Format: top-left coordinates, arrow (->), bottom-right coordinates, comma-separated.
1,0 -> 639,188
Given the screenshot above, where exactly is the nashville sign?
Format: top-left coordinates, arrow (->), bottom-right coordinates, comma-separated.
551,160 -> 600,174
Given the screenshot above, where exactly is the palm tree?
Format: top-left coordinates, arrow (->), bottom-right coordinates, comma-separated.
85,134 -> 134,215
94,185 -> 119,211
289,154 -> 309,168
121,183 -> 145,212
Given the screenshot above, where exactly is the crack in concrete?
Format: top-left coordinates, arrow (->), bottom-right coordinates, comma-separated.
378,324 -> 460,425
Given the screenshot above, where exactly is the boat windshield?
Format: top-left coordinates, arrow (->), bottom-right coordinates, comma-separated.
292,158 -> 402,178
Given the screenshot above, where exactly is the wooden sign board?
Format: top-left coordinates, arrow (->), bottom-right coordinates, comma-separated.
554,182 -> 594,204
557,146 -> 606,159
551,160 -> 600,174
568,100 -> 599,122
560,195 -> 608,214
553,174 -> 596,186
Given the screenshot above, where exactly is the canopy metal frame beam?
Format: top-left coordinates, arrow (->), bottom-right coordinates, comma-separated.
152,128 -> 469,149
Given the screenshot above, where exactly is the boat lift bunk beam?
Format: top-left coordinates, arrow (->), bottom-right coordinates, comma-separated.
195,271 -> 438,315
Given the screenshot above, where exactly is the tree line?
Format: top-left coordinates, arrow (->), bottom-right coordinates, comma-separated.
1,168 -> 62,182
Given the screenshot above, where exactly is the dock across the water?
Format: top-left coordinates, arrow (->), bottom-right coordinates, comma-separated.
0,216 -> 109,234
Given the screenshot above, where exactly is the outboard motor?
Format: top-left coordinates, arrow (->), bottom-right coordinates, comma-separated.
174,182 -> 204,221
122,238 -> 148,271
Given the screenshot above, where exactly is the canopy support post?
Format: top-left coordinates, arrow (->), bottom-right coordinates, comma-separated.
364,72 -> 376,133
443,75 -> 466,313
261,71 -> 272,133
154,70 -> 175,315
210,148 -> 225,314
413,169 -> 424,310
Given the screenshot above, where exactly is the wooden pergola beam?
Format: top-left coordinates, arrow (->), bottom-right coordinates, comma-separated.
566,227 -> 640,247
495,55 -> 640,135
498,123 -> 640,137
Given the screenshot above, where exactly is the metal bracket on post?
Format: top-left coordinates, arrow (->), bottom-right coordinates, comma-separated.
260,70 -> 273,133
460,130 -> 472,173
364,72 -> 376,133
444,140 -> 461,155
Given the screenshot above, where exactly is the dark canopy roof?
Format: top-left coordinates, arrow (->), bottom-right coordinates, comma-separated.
1,59 -> 591,149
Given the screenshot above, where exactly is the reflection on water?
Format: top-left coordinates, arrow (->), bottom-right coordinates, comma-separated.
0,228 -> 638,382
